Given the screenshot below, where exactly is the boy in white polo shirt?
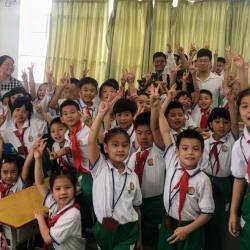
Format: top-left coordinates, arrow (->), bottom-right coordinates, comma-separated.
157,104 -> 214,250
128,111 -> 165,249
88,101 -> 142,250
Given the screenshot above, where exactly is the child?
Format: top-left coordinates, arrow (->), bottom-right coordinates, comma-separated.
99,79 -> 119,102
112,98 -> 138,158
60,100 -> 93,230
175,91 -> 197,129
158,122 -> 214,249
49,117 -> 72,169
88,101 -> 142,250
128,111 -> 165,250
78,77 -> 98,125
33,139 -> 86,250
192,89 -> 213,130
0,96 -> 47,159
200,105 -> 238,250
229,88 -> 250,250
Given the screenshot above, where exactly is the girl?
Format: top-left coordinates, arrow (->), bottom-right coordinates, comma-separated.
33,139 -> 86,250
88,101 -> 142,250
229,88 -> 250,250
0,96 -> 47,159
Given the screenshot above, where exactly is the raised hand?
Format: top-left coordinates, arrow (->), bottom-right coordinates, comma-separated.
21,70 -> 28,82
27,63 -> 35,73
82,67 -> 89,78
232,54 -> 245,69
150,84 -> 160,107
59,73 -> 70,89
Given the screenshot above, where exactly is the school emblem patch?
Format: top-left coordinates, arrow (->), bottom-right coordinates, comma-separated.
28,136 -> 33,142
78,140 -> 83,146
221,144 -> 228,152
187,186 -> 195,195
147,158 -> 154,166
130,182 -> 135,191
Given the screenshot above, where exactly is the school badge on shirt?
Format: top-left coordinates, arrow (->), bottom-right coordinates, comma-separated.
128,182 -> 135,194
222,144 -> 228,152
147,158 -> 154,166
28,136 -> 33,142
187,186 -> 195,195
78,140 -> 83,146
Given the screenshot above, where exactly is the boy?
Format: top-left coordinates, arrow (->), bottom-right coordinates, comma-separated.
128,111 -> 165,249
99,79 -> 119,102
214,57 -> 226,77
78,77 -> 98,124
112,98 -> 137,158
192,89 -> 213,130
152,90 -> 214,250
60,100 -> 94,230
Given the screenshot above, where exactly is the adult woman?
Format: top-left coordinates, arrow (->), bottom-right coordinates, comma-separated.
0,55 -> 22,95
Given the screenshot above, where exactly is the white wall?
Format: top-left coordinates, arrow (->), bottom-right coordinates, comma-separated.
0,0 -> 21,77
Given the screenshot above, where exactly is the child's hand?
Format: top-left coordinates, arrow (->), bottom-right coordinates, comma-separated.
34,209 -> 46,220
98,101 -> 111,115
228,212 -> 240,237
21,70 -> 28,82
167,226 -> 190,244
47,148 -> 59,160
232,55 -> 245,69
167,83 -> 177,100
33,138 -> 47,158
59,73 -> 70,89
82,67 -> 89,78
27,63 -> 35,74
150,85 -> 160,107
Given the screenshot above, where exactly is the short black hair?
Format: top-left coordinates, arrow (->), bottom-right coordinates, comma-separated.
10,96 -> 33,119
197,48 -> 212,61
165,101 -> 184,116
207,108 -> 231,131
175,91 -> 192,101
99,79 -> 119,97
79,77 -> 98,90
153,52 -> 166,62
1,92 -> 9,102
70,78 -> 81,88
0,55 -> 14,66
217,57 -> 226,64
134,112 -> 150,129
60,100 -> 80,115
176,129 -> 204,152
8,86 -> 27,98
1,155 -> 20,174
236,88 -> 250,111
50,116 -> 66,128
113,98 -> 137,116
200,89 -> 213,99
104,127 -> 130,144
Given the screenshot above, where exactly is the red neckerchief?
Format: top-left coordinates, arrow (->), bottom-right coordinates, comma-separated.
0,182 -> 14,198
200,110 -> 210,128
135,150 -> 149,186
209,140 -> 223,175
14,127 -> 28,156
173,167 -> 189,224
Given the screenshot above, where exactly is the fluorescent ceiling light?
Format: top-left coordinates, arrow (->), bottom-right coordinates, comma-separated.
172,0 -> 179,8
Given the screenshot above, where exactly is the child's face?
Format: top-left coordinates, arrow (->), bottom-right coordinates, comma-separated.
198,94 -> 212,111
60,105 -> 81,128
104,134 -> 130,163
10,93 -> 24,105
135,125 -> 153,150
177,138 -> 202,169
50,123 -> 67,143
115,111 -> 134,130
137,95 -> 150,112
209,118 -> 231,138
2,96 -> 9,106
64,84 -> 79,100
1,162 -> 18,184
167,108 -> 185,131
101,86 -> 116,101
215,62 -> 225,74
52,176 -> 75,209
239,95 -> 250,127
37,84 -> 47,100
178,95 -> 192,109
80,84 -> 97,104
13,105 -> 29,124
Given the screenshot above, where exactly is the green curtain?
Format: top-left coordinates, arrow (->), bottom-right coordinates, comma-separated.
46,0 -> 108,83
230,0 -> 250,59
169,0 -> 230,56
105,0 -> 153,81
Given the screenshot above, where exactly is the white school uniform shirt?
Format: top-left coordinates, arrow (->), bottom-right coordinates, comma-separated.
0,176 -> 25,198
163,144 -> 215,221
64,124 -> 90,172
91,154 -> 142,224
185,109 -> 197,129
197,72 -> 223,107
52,141 -> 73,168
77,99 -> 97,121
128,144 -> 165,198
191,105 -> 212,128
200,132 -> 235,177
44,193 -> 86,250
0,118 -> 47,157
231,126 -> 250,183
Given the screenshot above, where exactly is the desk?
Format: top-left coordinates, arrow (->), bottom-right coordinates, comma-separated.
0,185 -> 48,249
